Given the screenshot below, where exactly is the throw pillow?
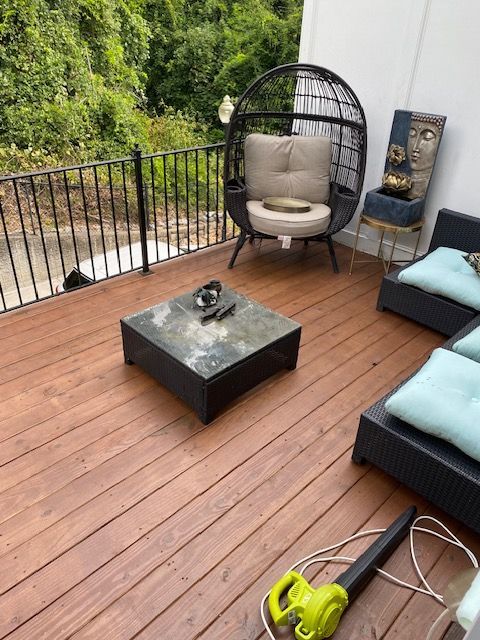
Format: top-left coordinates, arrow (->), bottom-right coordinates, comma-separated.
385,348 -> 480,462
397,247 -> 480,310
463,252 -> 480,275
453,324 -> 480,363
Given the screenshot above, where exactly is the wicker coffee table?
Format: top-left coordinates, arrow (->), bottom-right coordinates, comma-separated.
120,286 -> 301,424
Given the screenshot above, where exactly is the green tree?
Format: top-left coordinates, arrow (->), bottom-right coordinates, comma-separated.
0,0 -> 151,167
0,0 -> 303,172
145,0 -> 303,125
214,0 -> 303,103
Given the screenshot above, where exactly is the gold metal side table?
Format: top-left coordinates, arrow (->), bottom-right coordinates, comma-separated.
349,213 -> 425,275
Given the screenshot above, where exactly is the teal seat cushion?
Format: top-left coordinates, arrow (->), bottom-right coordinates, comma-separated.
453,325 -> 480,363
385,348 -> 480,462
397,247 -> 480,310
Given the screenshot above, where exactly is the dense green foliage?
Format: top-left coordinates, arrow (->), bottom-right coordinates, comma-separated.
0,0 -> 151,168
0,0 -> 302,172
144,0 -> 302,122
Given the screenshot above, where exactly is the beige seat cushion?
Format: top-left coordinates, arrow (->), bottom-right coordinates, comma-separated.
244,133 -> 332,204
247,200 -> 331,238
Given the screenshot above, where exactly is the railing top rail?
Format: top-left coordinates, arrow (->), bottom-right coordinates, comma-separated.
0,142 -> 225,183
0,156 -> 134,182
141,142 -> 224,160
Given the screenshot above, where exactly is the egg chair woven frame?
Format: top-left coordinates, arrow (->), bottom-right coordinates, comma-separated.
224,63 -> 367,271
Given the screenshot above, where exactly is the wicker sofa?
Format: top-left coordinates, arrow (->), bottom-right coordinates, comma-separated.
353,316 -> 480,534
355,209 -> 480,532
376,208 -> 480,336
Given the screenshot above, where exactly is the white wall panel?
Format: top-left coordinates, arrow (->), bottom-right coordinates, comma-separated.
299,0 -> 480,256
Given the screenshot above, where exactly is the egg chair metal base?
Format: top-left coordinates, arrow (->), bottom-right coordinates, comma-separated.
228,231 -> 248,269
227,231 -> 339,272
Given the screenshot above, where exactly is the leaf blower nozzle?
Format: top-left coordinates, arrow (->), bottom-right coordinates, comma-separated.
268,505 -> 417,640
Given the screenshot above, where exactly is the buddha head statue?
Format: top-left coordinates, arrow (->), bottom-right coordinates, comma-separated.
406,113 -> 445,199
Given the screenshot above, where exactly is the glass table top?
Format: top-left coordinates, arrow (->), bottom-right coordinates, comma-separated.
121,286 -> 301,379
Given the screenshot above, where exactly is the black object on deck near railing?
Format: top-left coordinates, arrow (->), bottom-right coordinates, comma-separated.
0,142 -> 232,313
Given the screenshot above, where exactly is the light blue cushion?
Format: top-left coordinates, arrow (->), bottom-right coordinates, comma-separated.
385,348 -> 480,462
453,325 -> 480,363
397,247 -> 480,310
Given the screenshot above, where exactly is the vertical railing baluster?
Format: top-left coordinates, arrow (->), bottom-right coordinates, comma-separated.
29,176 -> 53,296
0,278 -> 6,311
206,148 -> 210,246
63,170 -> 81,281
13,179 -> 38,300
93,166 -> 108,276
121,161 -> 134,270
143,182 -> 149,231
0,198 -> 23,307
222,202 -> 228,241
132,146 -> 150,273
215,146 -> 220,243
221,144 -> 227,241
195,149 -> 200,249
78,168 -> 97,281
21,181 -> 36,234
107,164 -> 122,274
162,155 -> 171,257
150,157 -> 159,262
173,153 -> 180,253
47,174 -> 67,284
184,151 -> 190,253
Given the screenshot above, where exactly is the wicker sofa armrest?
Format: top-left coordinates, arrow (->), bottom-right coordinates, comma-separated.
225,178 -> 255,233
326,183 -> 360,235
429,208 -> 480,253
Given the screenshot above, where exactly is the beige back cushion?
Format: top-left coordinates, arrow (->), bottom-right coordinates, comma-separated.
244,133 -> 332,203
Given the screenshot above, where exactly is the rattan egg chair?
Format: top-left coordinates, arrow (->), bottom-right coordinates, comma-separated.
224,63 -> 367,271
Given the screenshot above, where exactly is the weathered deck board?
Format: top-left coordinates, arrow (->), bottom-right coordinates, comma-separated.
0,239 -> 477,640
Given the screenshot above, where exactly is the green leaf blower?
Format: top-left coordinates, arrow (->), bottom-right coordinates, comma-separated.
268,505 -> 417,640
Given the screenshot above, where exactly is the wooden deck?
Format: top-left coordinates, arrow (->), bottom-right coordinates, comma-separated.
0,239 -> 476,640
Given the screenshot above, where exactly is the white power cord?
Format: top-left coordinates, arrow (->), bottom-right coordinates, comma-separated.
260,515 -> 478,640
425,609 -> 452,640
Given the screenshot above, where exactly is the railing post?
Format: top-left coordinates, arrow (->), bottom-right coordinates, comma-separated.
132,145 -> 151,274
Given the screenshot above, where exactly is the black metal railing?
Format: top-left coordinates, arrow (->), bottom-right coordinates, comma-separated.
0,143 -> 236,313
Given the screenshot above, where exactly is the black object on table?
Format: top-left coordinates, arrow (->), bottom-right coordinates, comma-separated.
215,301 -> 236,320
120,286 -> 301,424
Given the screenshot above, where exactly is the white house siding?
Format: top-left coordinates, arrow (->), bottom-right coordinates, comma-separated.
299,0 -> 480,258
